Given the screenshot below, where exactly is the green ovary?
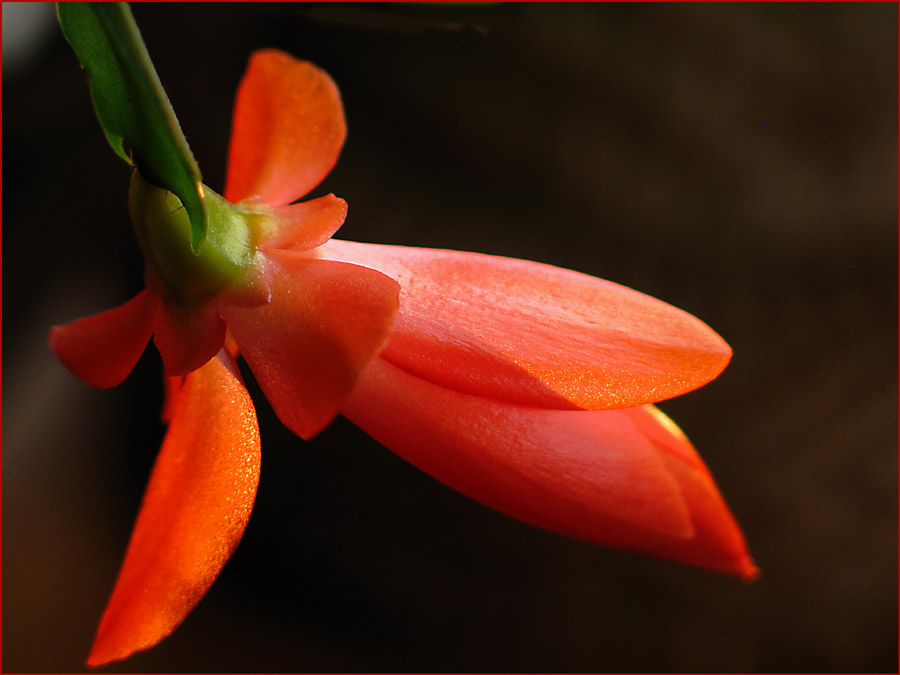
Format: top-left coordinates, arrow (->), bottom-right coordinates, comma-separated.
129,169 -> 259,304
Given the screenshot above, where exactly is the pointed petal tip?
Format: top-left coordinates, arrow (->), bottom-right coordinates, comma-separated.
705,328 -> 733,377
86,638 -> 111,668
701,548 -> 759,582
86,351 -> 260,667
708,550 -> 760,583
665,548 -> 759,583
86,632 -> 147,668
625,404 -> 756,581
86,645 -> 115,668
739,557 -> 762,583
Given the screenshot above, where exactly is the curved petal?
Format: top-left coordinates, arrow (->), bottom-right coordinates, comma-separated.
251,193 -> 348,251
153,298 -> 227,376
618,405 -> 759,580
222,250 -> 399,440
160,337 -> 240,424
224,49 -> 346,205
49,290 -> 159,388
87,350 -> 261,666
322,240 -> 732,410
342,357 -> 757,579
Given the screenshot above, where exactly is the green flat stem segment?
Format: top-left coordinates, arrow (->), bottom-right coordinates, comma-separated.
57,2 -> 207,250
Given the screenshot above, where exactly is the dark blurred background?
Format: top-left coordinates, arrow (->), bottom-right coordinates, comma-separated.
3,3 -> 897,672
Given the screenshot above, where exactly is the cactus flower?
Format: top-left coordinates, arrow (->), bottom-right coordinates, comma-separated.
50,49 -> 756,667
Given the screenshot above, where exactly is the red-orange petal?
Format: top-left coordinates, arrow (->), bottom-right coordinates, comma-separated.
49,290 -> 159,388
160,337 -> 239,424
618,405 -> 760,580
252,193 -> 348,252
342,357 -> 757,579
321,240 -> 732,410
221,250 -> 399,440
160,374 -> 185,424
87,350 -> 261,667
153,298 -> 227,376
224,49 -> 346,206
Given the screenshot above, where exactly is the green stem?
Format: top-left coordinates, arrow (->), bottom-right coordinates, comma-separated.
57,2 -> 207,250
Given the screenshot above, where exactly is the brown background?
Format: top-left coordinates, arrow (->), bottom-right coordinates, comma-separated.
3,3 -> 897,672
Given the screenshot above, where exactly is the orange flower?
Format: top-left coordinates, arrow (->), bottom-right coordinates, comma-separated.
50,49 -> 756,666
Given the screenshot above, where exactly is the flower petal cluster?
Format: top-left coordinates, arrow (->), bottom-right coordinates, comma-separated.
50,49 -> 756,666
